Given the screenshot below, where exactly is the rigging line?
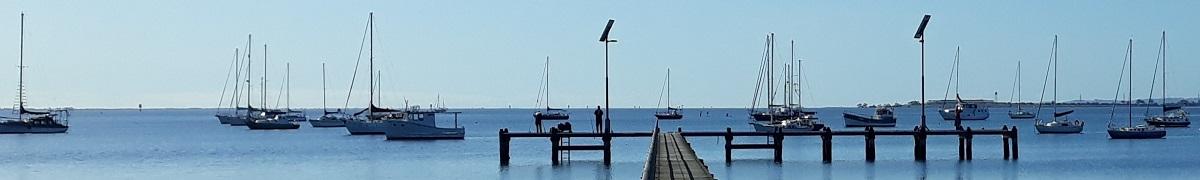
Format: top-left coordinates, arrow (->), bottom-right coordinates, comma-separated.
1008,60 -> 1018,106
657,69 -> 668,108
1109,44 -> 1130,124
941,47 -> 959,107
217,49 -> 238,110
343,16 -> 371,110
750,36 -> 769,110
1035,37 -> 1055,118
232,47 -> 245,109
534,58 -> 546,108
1145,38 -> 1162,116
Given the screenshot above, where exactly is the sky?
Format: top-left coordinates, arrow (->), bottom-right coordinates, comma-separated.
1,1 -> 1199,109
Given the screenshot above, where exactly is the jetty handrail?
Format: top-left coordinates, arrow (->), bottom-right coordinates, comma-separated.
641,128 -> 660,180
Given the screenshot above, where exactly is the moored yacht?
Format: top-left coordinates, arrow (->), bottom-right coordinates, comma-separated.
309,63 -> 349,128
246,110 -> 300,130
1033,36 -> 1083,134
1008,61 -> 1035,119
939,102 -> 990,120
654,68 -> 683,120
1143,32 -> 1189,128
751,117 -> 825,132
843,107 -> 897,127
534,56 -> 569,120
1107,38 -> 1165,139
1,13 -> 70,134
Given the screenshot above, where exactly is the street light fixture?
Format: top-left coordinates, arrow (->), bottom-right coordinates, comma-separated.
914,14 -> 931,128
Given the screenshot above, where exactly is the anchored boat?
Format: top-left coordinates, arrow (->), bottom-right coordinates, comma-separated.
1,13 -> 70,134
1034,36 -> 1083,134
1008,61 -> 1035,119
939,47 -> 990,121
842,107 -> 896,127
1143,32 -> 1189,128
1107,38 -> 1166,139
534,56 -> 569,120
654,68 -> 683,120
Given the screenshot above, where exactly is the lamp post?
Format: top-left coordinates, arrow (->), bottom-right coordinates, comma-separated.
914,14 -> 931,128
599,19 -> 616,133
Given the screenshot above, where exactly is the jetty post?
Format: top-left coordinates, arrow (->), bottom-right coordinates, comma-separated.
865,127 -> 876,162
499,128 -> 510,166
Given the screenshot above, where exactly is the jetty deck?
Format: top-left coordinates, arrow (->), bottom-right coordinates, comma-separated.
644,132 -> 714,180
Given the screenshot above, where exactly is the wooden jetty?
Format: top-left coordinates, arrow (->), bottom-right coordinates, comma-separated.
643,131 -> 714,180
498,126 -> 1018,166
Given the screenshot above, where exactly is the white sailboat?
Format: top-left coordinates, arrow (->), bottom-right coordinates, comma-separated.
1108,38 -> 1166,139
1034,36 -> 1083,134
1008,61 -> 1035,119
1143,32 -> 1189,127
1,13 -> 70,134
939,47 -> 990,120
310,62 -> 350,127
654,68 -> 682,120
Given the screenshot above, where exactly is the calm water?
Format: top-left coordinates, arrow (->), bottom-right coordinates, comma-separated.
2,107 -> 1199,179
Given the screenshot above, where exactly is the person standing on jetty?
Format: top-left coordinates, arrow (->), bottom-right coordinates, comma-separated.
534,112 -> 544,133
594,106 -> 603,133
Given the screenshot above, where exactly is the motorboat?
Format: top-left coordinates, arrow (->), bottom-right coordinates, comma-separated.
843,107 -> 897,127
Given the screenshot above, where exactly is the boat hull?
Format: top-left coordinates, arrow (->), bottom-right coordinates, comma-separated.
842,113 -> 896,127
939,109 -> 989,120
1107,129 -> 1166,139
0,123 -> 68,134
345,120 -> 387,135
246,121 -> 300,130
309,119 -> 346,127
535,113 -> 570,120
383,121 -> 465,140
750,122 -> 824,132
1035,124 -> 1083,134
1145,118 -> 1190,127
1008,112 -> 1035,119
655,113 -> 683,120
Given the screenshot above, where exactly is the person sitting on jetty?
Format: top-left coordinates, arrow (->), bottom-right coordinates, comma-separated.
534,112 -> 544,133
594,106 -> 603,133
556,122 -> 572,133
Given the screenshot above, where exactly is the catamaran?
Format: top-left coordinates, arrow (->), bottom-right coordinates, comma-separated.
1143,32 -> 1189,127
654,68 -> 682,120
310,62 -> 350,127
0,13 -> 70,134
1008,61 -> 1035,119
1034,36 -> 1084,134
1108,38 -> 1166,139
939,47 -> 990,120
534,56 -> 569,120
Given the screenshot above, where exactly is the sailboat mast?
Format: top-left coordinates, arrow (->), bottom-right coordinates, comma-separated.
545,56 -> 551,109
263,44 -> 268,109
1127,38 -> 1133,126
1052,36 -> 1057,114
368,12 -> 375,108
246,34 -> 252,113
767,33 -> 774,106
666,68 -> 671,107
17,13 -> 24,118
1017,61 -> 1021,108
286,62 -> 290,111
1161,31 -> 1167,108
322,62 -> 327,112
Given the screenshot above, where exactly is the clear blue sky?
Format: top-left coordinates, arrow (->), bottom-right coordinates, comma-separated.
3,1 -> 1198,108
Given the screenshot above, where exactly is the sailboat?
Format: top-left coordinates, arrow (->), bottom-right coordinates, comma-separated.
1108,38 -> 1166,139
310,62 -> 350,127
345,12 -> 402,135
750,37 -> 824,132
939,47 -> 990,120
1144,32 -> 1189,127
245,45 -> 300,130
654,68 -> 683,120
0,13 -> 70,134
1008,61 -> 1035,119
216,48 -> 245,125
534,56 -> 569,120
1034,35 -> 1083,134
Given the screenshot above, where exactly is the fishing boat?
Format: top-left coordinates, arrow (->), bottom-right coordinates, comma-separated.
1034,36 -> 1083,134
383,111 -> 465,140
1008,61 -> 1035,119
310,63 -> 349,127
1143,32 -> 1189,127
245,47 -> 299,130
1108,38 -> 1166,139
345,12 -> 403,135
939,47 -> 990,120
1,13 -> 70,134
534,56 -> 569,120
842,107 -> 896,127
751,118 -> 825,132
654,68 -> 683,120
